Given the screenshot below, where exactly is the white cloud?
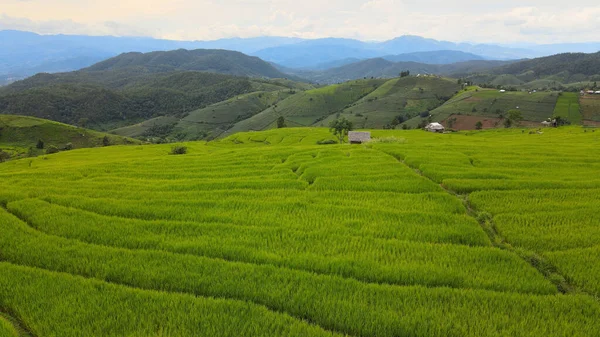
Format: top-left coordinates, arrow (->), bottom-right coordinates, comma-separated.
1,0 -> 600,43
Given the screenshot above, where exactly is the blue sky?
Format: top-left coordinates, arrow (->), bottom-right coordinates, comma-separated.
1,0 -> 599,43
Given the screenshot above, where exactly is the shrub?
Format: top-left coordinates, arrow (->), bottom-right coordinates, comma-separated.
102,136 -> 110,147
46,145 -> 60,154
170,146 -> 187,155
36,139 -> 44,149
316,140 -> 337,145
64,143 -> 74,151
0,149 -> 10,163
370,137 -> 406,144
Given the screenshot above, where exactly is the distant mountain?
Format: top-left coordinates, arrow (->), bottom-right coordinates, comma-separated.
85,49 -> 290,78
3,29 -> 600,82
292,58 -> 516,84
253,39 -> 380,69
383,50 -> 485,64
454,52 -> 600,87
252,36 -> 533,68
491,52 -> 600,77
0,30 -> 302,82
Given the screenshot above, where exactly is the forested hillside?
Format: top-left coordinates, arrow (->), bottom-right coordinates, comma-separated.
85,49 -> 290,78
0,115 -> 139,160
0,49 -> 305,131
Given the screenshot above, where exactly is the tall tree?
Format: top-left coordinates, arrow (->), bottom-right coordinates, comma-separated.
329,117 -> 353,144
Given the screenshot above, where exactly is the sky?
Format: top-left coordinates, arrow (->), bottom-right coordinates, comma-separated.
1,0 -> 600,44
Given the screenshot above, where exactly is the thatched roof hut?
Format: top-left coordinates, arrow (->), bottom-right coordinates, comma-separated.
348,131 -> 371,144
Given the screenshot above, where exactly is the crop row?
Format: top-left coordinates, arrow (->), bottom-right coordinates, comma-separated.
7,198 -> 554,293
0,317 -> 17,337
0,263 -> 337,337
34,195 -> 490,246
1,210 -> 598,337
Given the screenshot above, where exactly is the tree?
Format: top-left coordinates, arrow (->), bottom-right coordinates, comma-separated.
475,121 -> 483,130
400,70 -> 410,78
507,109 -> 523,126
78,118 -> 89,128
503,118 -> 512,128
328,117 -> 353,144
46,145 -> 59,154
276,116 -> 286,128
36,139 -> 44,149
102,136 -> 110,147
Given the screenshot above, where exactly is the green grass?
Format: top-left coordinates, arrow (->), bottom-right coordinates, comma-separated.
0,317 -> 18,337
553,93 -> 581,124
1,126 -> 600,336
0,115 -> 140,160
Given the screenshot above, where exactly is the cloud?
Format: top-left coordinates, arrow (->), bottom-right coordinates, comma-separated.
1,1 -> 600,44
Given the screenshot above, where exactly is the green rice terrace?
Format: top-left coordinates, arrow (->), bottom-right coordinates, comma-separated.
0,126 -> 599,336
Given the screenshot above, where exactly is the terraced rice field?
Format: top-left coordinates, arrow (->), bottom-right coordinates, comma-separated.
0,127 -> 599,336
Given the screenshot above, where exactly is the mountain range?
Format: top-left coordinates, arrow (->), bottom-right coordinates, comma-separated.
3,30 -> 600,84
2,47 -> 600,141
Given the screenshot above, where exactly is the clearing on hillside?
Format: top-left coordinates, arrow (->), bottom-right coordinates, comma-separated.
408,88 -> 559,128
580,93 -> 600,122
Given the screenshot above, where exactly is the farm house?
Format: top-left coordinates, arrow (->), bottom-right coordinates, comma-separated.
425,123 -> 445,133
348,131 -> 371,144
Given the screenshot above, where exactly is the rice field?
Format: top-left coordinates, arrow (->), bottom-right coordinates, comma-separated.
0,126 -> 599,336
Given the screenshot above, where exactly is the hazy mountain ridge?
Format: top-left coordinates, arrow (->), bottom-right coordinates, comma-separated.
4,29 -> 600,84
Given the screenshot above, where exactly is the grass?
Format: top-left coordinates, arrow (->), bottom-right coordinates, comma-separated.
0,126 -> 600,336
0,317 -> 18,337
0,115 -> 140,159
553,93 -> 581,124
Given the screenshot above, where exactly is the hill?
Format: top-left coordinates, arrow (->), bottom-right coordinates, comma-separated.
221,76 -> 460,136
462,52 -> 600,89
0,50 -> 309,131
491,52 -> 600,79
0,115 -> 139,160
112,89 -> 300,140
1,127 -> 600,336
295,58 -> 515,84
403,87 -> 561,129
0,71 -> 263,130
383,50 -> 485,64
321,76 -> 461,128
85,49 -> 290,78
224,79 -> 387,135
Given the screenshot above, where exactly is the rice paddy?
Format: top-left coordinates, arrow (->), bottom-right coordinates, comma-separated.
0,126 -> 599,336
